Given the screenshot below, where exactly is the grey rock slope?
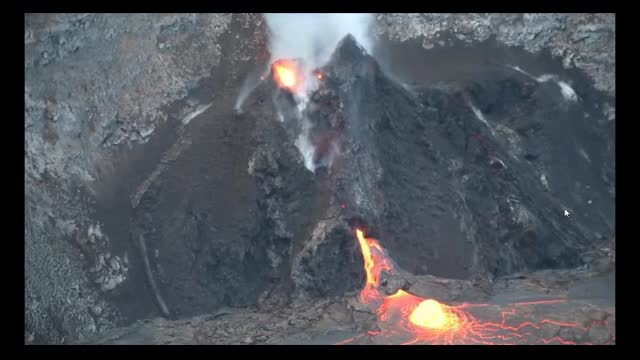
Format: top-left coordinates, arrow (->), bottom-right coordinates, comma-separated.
81,265 -> 614,345
25,13 -> 265,344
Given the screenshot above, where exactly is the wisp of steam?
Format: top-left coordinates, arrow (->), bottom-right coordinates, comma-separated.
266,13 -> 375,172
235,14 -> 375,112
265,13 -> 374,83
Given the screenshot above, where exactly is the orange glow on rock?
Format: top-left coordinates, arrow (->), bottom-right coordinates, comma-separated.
345,228 -> 612,345
409,299 -> 458,331
355,229 -> 392,304
272,59 -> 301,91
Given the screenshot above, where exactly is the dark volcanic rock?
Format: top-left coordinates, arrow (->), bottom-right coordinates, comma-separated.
267,34 -> 615,288
26,15 -> 614,344
376,14 -> 615,97
291,219 -> 365,298
196,32 -> 614,300
82,268 -> 615,345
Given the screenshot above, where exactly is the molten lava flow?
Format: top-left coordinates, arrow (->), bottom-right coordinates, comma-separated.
410,299 -> 457,330
272,59 -> 301,91
340,228 -> 614,345
355,229 -> 393,304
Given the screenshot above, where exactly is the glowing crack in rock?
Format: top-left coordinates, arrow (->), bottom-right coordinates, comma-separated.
336,229 -> 614,345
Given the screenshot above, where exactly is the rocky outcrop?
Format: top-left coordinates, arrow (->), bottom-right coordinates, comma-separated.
376,14 -> 615,98
25,13 -> 263,344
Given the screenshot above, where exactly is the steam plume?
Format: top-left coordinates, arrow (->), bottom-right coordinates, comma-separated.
265,13 -> 374,84
265,13 -> 375,172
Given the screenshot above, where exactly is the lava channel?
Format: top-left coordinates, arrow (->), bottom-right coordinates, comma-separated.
335,229 -> 614,345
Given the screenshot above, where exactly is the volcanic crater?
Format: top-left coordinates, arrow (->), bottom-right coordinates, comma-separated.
25,14 -> 615,345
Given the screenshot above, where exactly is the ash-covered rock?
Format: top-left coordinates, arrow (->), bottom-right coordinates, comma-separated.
291,219 -> 364,297
243,31 -> 614,300
376,13 -> 615,97
81,265 -> 614,344
281,34 -> 613,284
25,13 -> 265,344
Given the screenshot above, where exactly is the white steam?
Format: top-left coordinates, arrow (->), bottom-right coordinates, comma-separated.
295,120 -> 315,171
265,13 -> 374,89
557,80 -> 578,102
235,64 -> 270,113
505,65 -> 579,103
265,13 -> 375,172
465,97 -> 495,137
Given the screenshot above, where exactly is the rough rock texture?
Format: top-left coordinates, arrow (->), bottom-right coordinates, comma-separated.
79,297 -> 374,345
25,14 -> 614,345
376,13 -> 615,97
25,13 -> 263,344
81,265 -> 614,345
81,229 -> 614,344
277,35 -> 614,285
25,14 -> 231,187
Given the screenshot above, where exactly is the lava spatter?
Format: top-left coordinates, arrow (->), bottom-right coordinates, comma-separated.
337,229 -> 614,345
272,59 -> 303,92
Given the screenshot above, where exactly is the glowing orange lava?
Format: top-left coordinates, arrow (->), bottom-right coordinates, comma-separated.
410,299 -> 457,330
272,59 -> 302,91
355,229 -> 393,304
341,228 -> 614,345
